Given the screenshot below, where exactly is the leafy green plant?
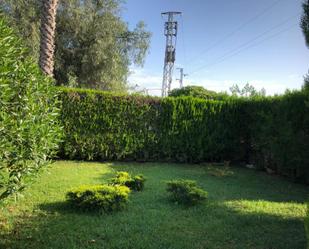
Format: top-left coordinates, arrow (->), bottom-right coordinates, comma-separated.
0,16 -> 62,200
166,180 -> 208,205
66,184 -> 130,212
110,171 -> 146,191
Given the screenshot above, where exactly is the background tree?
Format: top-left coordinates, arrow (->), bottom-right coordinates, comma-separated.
0,0 -> 151,92
230,83 -> 266,97
0,0 -> 42,59
301,0 -> 309,48
169,86 -> 220,100
303,73 -> 309,91
39,0 -> 58,76
301,1 -> 309,91
54,0 -> 151,91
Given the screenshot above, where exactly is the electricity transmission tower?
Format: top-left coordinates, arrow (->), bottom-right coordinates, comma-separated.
176,68 -> 188,88
161,11 -> 182,97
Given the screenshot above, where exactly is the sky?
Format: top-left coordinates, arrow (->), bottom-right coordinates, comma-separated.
121,0 -> 309,96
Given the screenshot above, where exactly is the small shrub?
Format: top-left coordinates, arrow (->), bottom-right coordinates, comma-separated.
66,185 -> 130,212
166,180 -> 208,205
110,171 -> 146,191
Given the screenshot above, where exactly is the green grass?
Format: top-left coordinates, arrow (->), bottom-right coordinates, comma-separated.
306,203 -> 309,249
0,161 -> 308,249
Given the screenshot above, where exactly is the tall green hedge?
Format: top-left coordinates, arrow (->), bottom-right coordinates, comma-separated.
59,88 -> 243,163
58,87 -> 309,183
244,92 -> 309,182
156,97 -> 245,162
0,16 -> 62,199
58,88 -> 160,161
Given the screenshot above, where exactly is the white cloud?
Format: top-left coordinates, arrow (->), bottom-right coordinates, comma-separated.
128,68 -> 162,94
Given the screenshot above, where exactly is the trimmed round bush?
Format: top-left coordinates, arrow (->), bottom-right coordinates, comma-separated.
0,16 -> 61,200
66,185 -> 131,212
166,180 -> 208,205
110,171 -> 146,191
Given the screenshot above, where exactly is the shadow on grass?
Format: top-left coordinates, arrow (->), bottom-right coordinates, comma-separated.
0,197 -> 307,249
107,162 -> 308,204
37,201 -> 122,217
91,171 -> 118,185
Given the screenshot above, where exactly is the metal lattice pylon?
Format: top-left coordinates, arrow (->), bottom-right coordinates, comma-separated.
161,12 -> 181,97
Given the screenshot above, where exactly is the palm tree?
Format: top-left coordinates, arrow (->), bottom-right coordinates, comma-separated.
39,0 -> 59,76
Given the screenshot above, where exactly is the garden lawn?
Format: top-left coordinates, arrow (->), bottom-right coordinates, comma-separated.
0,161 -> 308,249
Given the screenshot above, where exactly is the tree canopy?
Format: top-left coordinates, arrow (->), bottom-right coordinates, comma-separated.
230,83 -> 266,97
303,73 -> 309,91
301,0 -> 309,48
0,0 -> 151,92
169,86 -> 220,100
301,1 -> 309,91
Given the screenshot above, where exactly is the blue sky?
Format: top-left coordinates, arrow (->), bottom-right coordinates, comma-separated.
121,0 -> 309,95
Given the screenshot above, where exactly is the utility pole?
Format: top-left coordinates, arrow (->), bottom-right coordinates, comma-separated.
161,11 -> 182,97
176,68 -> 188,88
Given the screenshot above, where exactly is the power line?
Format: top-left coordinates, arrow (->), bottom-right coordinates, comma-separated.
188,0 -> 285,64
188,13 -> 300,75
188,22 -> 297,76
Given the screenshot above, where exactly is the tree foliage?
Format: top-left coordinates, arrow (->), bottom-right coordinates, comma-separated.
301,1 -> 309,91
0,0 -> 42,59
230,83 -> 266,97
303,73 -> 309,91
301,0 -> 309,48
169,86 -> 220,99
0,16 -> 62,200
0,0 -> 151,91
